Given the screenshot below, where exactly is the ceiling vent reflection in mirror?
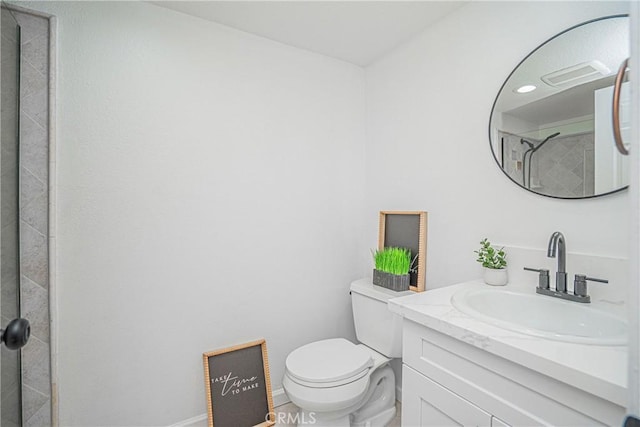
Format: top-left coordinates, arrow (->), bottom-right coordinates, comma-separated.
541,60 -> 610,87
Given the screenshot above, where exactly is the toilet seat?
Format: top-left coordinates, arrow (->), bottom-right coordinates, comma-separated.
283,339 -> 396,416
285,338 -> 374,388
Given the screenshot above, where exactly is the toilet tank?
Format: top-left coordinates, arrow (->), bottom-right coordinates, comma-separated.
350,279 -> 413,357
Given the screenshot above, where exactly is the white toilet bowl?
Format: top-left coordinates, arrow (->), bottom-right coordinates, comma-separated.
283,280 -> 410,426
283,338 -> 396,426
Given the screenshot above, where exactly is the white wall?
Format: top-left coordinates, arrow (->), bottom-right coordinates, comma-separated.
363,1 -> 631,289
26,2 -> 365,425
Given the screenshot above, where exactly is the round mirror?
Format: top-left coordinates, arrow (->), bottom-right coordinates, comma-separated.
489,15 -> 629,199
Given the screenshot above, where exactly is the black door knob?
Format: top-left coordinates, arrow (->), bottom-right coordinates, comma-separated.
1,318 -> 30,350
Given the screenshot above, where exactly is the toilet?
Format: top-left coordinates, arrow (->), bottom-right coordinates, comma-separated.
283,280 -> 411,426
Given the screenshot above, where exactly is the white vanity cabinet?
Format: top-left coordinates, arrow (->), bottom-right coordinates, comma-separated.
403,365 -> 511,427
400,320 -> 625,426
402,365 -> 492,426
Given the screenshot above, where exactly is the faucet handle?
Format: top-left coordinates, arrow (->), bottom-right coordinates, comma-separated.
524,267 -> 550,290
574,274 -> 608,298
575,274 -> 608,284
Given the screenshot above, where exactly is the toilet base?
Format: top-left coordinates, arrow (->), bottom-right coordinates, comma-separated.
294,405 -> 395,427
352,406 -> 395,427
296,410 -> 350,427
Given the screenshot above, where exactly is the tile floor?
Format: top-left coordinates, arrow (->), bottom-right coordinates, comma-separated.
273,401 -> 401,426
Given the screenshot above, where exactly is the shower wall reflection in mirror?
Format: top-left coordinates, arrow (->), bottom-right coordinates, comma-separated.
1,4 -> 52,426
489,15 -> 629,199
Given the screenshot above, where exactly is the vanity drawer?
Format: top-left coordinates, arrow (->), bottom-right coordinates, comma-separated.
402,320 -> 623,426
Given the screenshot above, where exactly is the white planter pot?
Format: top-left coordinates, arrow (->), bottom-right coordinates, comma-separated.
483,267 -> 508,286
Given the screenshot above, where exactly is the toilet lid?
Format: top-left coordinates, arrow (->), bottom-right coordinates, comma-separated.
286,338 -> 373,384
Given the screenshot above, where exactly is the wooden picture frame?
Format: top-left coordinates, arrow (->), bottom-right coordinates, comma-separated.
378,211 -> 428,292
203,339 -> 275,427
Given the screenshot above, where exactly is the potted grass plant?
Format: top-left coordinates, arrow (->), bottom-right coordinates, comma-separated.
474,238 -> 508,286
372,247 -> 411,291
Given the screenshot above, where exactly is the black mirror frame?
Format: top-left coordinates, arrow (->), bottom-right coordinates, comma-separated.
488,14 -> 629,200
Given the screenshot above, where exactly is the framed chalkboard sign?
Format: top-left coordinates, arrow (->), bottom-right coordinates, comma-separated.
378,211 -> 428,292
203,339 -> 275,427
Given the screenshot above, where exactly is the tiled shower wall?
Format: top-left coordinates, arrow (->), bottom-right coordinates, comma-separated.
14,7 -> 51,427
1,5 -> 22,427
500,131 -> 595,198
499,132 -> 529,186
535,132 -> 595,197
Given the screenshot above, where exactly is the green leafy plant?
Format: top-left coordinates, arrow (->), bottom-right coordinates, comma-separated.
373,247 -> 412,275
474,238 -> 507,269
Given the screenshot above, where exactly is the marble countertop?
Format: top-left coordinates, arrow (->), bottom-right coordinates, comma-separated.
388,280 -> 627,407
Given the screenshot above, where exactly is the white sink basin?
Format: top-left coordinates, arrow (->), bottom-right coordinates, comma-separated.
451,288 -> 627,346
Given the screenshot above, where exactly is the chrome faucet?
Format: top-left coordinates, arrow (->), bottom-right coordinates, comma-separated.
547,231 -> 567,292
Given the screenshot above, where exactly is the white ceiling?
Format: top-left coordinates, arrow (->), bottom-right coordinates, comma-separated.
149,1 -> 469,66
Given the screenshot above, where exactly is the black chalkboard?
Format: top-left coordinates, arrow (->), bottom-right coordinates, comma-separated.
203,340 -> 274,427
378,211 -> 428,292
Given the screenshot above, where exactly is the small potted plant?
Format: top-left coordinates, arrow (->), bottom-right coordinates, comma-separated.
474,238 -> 508,286
372,247 -> 412,291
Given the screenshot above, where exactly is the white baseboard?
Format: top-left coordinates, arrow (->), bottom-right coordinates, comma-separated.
168,413 -> 208,427
168,388 -> 290,427
168,386 -> 401,426
273,387 -> 291,407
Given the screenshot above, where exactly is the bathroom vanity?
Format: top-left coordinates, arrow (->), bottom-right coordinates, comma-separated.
389,280 -> 627,426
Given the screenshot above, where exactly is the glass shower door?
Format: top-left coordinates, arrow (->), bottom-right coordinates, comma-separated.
1,5 -> 23,426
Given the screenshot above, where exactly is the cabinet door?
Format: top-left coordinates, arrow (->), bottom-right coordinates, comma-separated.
402,365 -> 492,427
491,416 -> 510,427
